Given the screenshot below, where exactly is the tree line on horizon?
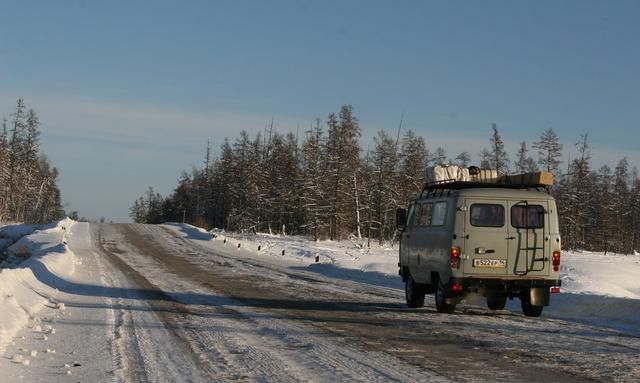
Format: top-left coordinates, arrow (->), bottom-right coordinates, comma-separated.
0,99 -> 64,224
131,104 -> 640,254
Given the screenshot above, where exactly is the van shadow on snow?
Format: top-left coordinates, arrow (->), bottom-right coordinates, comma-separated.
289,263 -> 403,291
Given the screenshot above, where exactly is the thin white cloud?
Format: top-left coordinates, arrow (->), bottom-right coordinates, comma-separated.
0,92 -> 302,148
5,92 -> 638,170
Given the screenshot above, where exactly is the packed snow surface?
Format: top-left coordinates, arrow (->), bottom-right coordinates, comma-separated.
164,223 -> 640,335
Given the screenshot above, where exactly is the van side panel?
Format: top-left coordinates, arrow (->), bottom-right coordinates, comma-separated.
415,198 -> 454,285
399,203 -> 416,269
408,217 -> 428,282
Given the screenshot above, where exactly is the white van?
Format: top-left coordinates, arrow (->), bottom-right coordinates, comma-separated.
397,180 -> 562,317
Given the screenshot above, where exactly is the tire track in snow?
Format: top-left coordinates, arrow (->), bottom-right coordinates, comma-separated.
93,250 -> 131,383
111,223 -> 450,382
95,226 -> 217,382
97,224 -> 314,382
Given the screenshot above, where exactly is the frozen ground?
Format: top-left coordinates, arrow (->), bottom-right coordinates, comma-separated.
0,221 -> 638,382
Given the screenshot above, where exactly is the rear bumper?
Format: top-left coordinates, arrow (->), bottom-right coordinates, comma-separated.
454,278 -> 561,288
447,278 -> 561,305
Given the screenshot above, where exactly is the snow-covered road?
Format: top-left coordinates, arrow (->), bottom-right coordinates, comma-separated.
1,222 -> 639,382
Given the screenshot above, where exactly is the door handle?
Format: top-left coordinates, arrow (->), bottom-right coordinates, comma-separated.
506,236 -> 515,240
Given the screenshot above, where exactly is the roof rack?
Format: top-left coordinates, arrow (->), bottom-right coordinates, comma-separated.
418,180 -> 548,199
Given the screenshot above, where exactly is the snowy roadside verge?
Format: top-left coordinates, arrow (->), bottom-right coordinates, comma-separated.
544,251 -> 640,335
0,219 -> 75,353
163,223 -> 401,281
164,223 -> 640,336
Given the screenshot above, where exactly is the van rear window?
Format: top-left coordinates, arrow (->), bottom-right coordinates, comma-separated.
470,204 -> 505,227
511,205 -> 545,228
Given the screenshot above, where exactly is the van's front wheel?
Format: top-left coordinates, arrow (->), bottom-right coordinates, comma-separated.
435,276 -> 456,314
405,274 -> 426,308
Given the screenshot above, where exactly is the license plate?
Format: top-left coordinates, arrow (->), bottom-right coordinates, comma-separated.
473,259 -> 506,268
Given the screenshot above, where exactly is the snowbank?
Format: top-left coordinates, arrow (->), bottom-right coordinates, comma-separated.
203,227 -> 399,275
544,251 -> 640,335
0,223 -> 40,255
0,223 -> 40,242
561,251 -> 640,299
0,219 -> 75,352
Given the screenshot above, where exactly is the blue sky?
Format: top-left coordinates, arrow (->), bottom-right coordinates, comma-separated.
1,0 -> 639,222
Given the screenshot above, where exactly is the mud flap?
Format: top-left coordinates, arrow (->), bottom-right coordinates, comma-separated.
530,287 -> 550,307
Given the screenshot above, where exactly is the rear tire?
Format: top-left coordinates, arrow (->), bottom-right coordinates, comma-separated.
487,294 -> 507,310
434,276 -> 456,314
521,293 -> 544,317
405,273 -> 426,308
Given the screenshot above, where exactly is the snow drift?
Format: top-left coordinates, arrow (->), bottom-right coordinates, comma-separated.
0,219 -> 75,352
0,223 -> 40,257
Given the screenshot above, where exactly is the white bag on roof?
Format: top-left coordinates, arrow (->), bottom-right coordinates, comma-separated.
425,165 -> 470,183
469,168 -> 499,183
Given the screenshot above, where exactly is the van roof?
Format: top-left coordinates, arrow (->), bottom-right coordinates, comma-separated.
419,187 -> 554,201
458,187 -> 554,200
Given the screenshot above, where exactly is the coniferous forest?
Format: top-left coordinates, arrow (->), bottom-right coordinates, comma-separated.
0,99 -> 64,224
131,104 -> 640,254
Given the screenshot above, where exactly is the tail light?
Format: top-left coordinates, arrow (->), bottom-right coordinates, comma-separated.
552,250 -> 561,272
451,247 -> 461,269
551,287 -> 561,293
451,283 -> 464,293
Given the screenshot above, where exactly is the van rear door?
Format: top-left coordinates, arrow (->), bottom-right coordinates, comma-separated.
507,200 -> 550,277
463,200 -> 509,275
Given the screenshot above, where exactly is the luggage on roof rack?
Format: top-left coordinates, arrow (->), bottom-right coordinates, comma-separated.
420,166 -> 553,198
426,165 -> 501,184
502,172 -> 553,187
425,165 -> 470,183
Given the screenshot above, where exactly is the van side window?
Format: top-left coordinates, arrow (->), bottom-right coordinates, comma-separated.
432,201 -> 447,226
417,203 -> 432,226
511,205 -> 545,228
470,204 -> 505,227
407,204 -> 417,226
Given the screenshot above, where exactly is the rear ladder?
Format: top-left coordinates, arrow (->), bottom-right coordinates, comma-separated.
513,200 -> 546,276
